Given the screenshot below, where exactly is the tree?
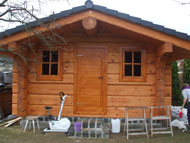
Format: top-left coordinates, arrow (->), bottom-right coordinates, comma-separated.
183,59 -> 190,84
172,61 -> 183,106
0,0 -> 69,67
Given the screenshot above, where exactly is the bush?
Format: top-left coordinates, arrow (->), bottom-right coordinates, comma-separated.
183,59 -> 190,85
172,61 -> 183,106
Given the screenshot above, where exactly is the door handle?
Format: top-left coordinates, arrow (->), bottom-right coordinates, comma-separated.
98,76 -> 104,79
77,102 -> 82,105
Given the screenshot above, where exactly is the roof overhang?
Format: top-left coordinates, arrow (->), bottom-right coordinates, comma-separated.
0,2 -> 190,51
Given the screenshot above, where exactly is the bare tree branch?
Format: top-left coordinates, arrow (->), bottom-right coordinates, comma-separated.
0,0 -> 7,7
174,0 -> 190,5
0,0 -> 69,70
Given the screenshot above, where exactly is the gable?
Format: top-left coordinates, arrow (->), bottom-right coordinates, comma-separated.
0,0 -> 190,50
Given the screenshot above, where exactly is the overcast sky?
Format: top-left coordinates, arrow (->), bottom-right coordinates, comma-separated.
2,0 -> 190,35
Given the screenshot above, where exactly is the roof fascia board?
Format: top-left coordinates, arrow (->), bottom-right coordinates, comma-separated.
0,9 -> 190,51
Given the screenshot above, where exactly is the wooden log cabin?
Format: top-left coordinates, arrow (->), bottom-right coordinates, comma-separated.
0,0 -> 190,118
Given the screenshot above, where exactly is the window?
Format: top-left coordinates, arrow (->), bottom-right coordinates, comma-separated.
37,49 -> 62,80
120,46 -> 146,82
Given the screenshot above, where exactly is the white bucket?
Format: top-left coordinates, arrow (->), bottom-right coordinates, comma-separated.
111,118 -> 120,133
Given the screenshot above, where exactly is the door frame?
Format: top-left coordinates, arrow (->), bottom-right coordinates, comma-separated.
73,43 -> 107,115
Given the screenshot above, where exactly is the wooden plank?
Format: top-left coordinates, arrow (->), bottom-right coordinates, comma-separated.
4,117 -> 22,127
12,83 -> 18,93
164,97 -> 172,106
28,73 -> 74,84
17,98 -> 27,115
63,53 -> 74,63
108,63 -> 119,74
12,104 -> 17,115
107,45 -> 120,53
108,85 -> 155,96
63,62 -> 74,73
12,72 -> 18,83
27,105 -> 153,118
28,105 -> 65,116
165,86 -> 172,97
147,53 -> 155,64
28,83 -> 73,95
165,65 -> 172,75
27,94 -> 73,106
165,74 -> 172,86
12,94 -> 17,104
18,77 -> 28,89
108,73 -> 155,85
107,96 -> 155,107
147,64 -> 156,74
107,52 -> 119,63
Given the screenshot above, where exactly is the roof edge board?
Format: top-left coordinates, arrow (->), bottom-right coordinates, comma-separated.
0,1 -> 189,46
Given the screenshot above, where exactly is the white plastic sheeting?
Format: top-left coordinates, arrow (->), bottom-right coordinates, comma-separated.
171,106 -> 188,130
172,106 -> 188,124
171,119 -> 187,130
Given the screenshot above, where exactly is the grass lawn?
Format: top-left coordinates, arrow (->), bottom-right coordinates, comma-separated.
0,125 -> 190,143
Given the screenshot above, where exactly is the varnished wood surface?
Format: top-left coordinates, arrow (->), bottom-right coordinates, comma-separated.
75,47 -> 106,114
11,31 -> 172,118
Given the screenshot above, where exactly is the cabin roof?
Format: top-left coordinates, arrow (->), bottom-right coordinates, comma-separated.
0,0 -> 190,41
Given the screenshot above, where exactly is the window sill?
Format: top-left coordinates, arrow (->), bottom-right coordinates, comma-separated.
36,75 -> 63,81
120,76 -> 147,82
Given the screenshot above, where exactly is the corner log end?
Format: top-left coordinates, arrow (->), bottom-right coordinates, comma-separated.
82,17 -> 97,36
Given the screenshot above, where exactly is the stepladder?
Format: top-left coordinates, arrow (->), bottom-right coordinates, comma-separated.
150,106 -> 173,137
123,107 -> 149,139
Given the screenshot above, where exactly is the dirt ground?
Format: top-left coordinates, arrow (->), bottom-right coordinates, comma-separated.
0,125 -> 190,143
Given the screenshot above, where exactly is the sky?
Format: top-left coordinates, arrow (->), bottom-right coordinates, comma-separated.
2,0 -> 190,35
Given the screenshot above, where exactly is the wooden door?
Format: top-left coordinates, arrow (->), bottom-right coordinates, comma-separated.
75,47 -> 106,114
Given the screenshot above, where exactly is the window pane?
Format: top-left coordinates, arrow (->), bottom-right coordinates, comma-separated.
51,64 -> 58,75
51,51 -> 58,62
43,51 -> 50,62
125,65 -> 132,76
42,64 -> 49,75
125,52 -> 132,63
134,65 -> 141,76
134,52 -> 141,63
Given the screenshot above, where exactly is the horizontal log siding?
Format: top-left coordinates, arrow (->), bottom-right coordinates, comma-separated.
25,42 -> 159,118
106,44 -> 156,117
10,33 -> 172,118
27,46 -> 75,116
12,66 -> 18,115
164,64 -> 172,105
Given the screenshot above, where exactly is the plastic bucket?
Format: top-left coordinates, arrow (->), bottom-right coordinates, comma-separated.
74,122 -> 81,132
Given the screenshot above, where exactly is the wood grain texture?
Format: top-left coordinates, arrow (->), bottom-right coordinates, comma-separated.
11,28 -> 173,118
82,17 -> 97,36
108,85 -> 155,96
74,46 -> 107,114
28,83 -> 73,95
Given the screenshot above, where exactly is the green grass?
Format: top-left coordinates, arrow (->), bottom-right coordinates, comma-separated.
0,125 -> 190,143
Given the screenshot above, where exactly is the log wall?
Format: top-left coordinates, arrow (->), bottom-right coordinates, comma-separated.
12,35 -> 172,118
0,91 -> 12,116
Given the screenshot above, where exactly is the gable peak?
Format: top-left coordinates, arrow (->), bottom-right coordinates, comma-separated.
85,0 -> 93,8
